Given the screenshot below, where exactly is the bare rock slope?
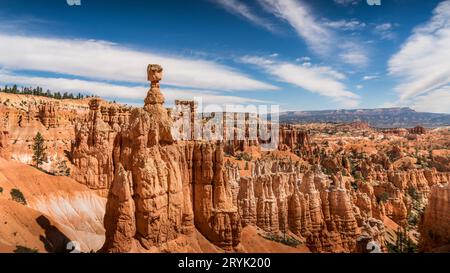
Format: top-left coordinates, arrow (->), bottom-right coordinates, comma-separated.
0,158 -> 106,252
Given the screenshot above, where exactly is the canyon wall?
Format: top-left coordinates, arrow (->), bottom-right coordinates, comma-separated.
70,99 -> 118,197
0,130 -> 9,158
100,65 -> 241,252
237,160 -> 384,252
0,93 -> 92,171
420,183 -> 450,252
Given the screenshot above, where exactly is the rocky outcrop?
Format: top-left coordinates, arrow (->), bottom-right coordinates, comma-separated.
39,102 -> 58,129
101,65 -> 241,252
372,168 -> 449,225
356,218 -> 386,253
70,97 -> 132,196
351,150 -> 450,228
221,112 -> 261,155
349,121 -> 370,130
236,160 -> 362,252
279,125 -> 311,156
101,164 -> 136,252
431,149 -> 450,172
408,126 -> 426,135
237,177 -> 257,226
101,105 -> 131,131
70,99 -> 116,197
419,183 -> 450,252
0,93 -> 95,172
191,142 -> 242,249
0,130 -> 9,158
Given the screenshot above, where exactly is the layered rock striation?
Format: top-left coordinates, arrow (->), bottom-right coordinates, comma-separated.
0,129 -> 9,158
100,65 -> 241,252
419,183 -> 450,252
71,99 -> 117,197
236,160 -> 376,252
39,102 -> 58,129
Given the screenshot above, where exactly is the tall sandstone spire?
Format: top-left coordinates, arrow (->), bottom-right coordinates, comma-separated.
100,65 -> 241,252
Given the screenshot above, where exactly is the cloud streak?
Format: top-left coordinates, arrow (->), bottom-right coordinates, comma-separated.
333,0 -> 362,6
339,42 -> 369,67
410,85 -> 450,114
373,23 -> 396,40
363,75 -> 380,81
213,0 -> 369,67
0,71 -> 268,105
388,0 -> 450,104
258,0 -> 368,67
0,33 -> 278,92
213,0 -> 276,32
323,19 -> 366,31
240,56 -> 360,107
258,0 -> 332,56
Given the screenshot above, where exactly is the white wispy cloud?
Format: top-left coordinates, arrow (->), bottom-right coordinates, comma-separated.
240,56 -> 360,107
375,23 -> 392,31
388,0 -> 450,108
379,85 -> 450,114
410,85 -> 450,113
339,42 -> 369,67
0,32 -> 278,92
257,0 -> 369,67
0,71 -> 267,105
213,0 -> 368,67
212,0 -> 276,32
296,56 -> 311,62
301,62 -> 312,67
373,23 -> 396,40
363,75 -> 380,80
258,0 -> 332,56
323,19 -> 366,31
333,0 -> 362,6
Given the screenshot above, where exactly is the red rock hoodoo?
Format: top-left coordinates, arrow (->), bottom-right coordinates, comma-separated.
100,64 -> 241,252
419,183 -> 450,252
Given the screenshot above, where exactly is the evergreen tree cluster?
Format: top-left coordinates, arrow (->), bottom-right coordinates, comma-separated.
1,84 -> 90,100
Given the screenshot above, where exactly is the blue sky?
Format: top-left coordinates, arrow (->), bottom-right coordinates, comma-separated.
0,0 -> 449,113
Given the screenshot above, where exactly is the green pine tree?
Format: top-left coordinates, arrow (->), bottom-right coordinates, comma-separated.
32,132 -> 47,169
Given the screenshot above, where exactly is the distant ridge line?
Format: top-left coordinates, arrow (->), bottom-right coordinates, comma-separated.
278,107 -> 450,128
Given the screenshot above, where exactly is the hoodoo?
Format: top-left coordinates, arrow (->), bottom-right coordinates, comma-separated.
100,65 -> 242,252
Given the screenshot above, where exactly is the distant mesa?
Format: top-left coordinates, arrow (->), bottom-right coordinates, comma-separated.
279,108 -> 450,128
